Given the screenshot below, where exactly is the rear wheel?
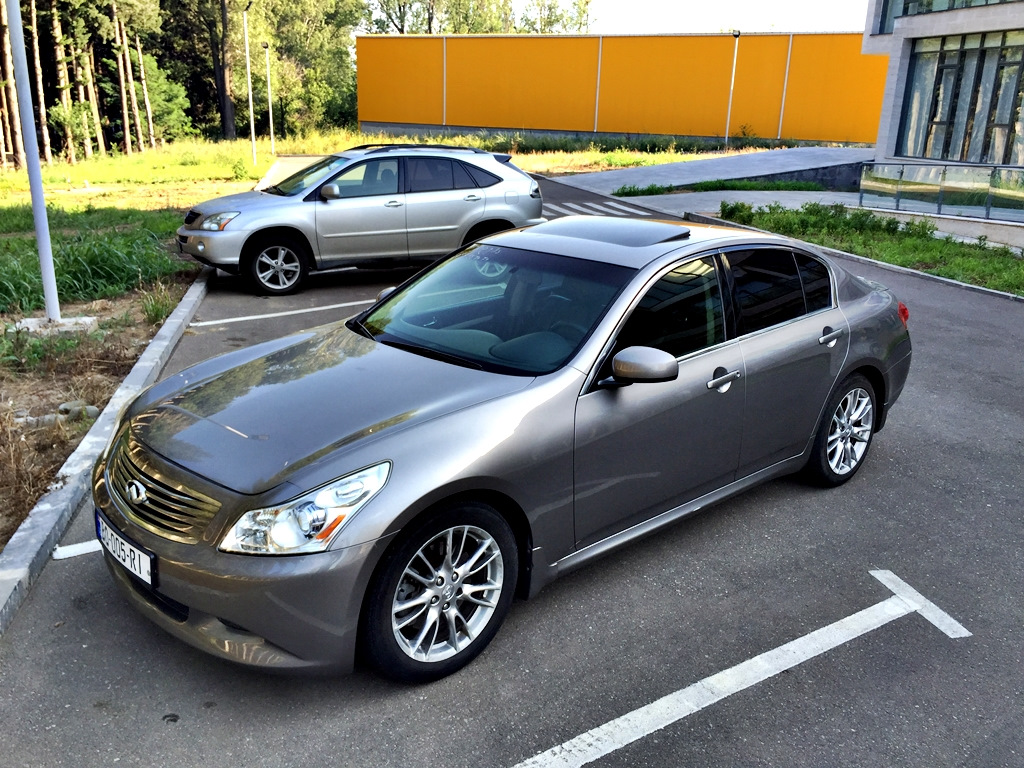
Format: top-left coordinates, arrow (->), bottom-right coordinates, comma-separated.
806,374 -> 876,486
247,236 -> 309,295
363,503 -> 517,683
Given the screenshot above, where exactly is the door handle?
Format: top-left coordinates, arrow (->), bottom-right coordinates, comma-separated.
706,367 -> 742,392
818,326 -> 844,347
385,200 -> 404,208
464,194 -> 482,202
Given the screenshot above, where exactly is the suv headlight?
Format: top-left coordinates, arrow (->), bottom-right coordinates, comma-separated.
199,211 -> 240,231
219,462 -> 391,555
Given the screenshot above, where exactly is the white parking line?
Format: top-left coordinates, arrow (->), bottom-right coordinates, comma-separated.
52,540 -> 102,560
189,299 -> 375,328
512,570 -> 969,768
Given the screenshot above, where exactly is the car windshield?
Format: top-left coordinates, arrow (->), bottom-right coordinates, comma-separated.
356,244 -> 636,375
268,155 -> 351,196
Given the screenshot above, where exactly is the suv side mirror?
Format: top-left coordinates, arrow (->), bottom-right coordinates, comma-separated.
321,183 -> 341,200
377,286 -> 397,302
604,346 -> 678,387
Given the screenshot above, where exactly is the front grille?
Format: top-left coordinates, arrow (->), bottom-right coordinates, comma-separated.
183,209 -> 201,225
177,234 -> 188,245
108,433 -> 221,544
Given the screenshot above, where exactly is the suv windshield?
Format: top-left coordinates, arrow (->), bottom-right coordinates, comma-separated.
357,244 -> 636,375
270,155 -> 351,196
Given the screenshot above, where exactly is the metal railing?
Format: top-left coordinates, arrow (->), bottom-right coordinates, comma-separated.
859,163 -> 1024,223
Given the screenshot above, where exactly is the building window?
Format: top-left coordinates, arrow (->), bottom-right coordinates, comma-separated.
880,1 -> 1024,34
897,31 -> 1024,165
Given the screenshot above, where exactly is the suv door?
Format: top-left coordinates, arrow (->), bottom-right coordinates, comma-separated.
404,157 -> 485,258
573,255 -> 745,548
722,247 -> 850,476
314,158 -> 407,265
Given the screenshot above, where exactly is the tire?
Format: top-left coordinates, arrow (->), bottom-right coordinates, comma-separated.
806,374 -> 877,487
247,236 -> 309,295
363,503 -> 518,683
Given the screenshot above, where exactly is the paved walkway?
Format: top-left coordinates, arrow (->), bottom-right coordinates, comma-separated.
556,146 -> 875,195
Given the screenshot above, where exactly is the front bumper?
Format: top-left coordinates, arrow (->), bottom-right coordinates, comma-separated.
175,225 -> 250,271
93,454 -> 395,674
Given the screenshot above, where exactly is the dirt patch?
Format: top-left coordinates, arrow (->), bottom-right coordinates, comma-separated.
0,273 -> 195,552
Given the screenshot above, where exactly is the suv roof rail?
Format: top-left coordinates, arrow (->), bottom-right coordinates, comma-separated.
345,143 -> 490,155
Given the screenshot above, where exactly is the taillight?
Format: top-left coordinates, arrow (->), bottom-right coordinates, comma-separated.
530,182 -> 542,199
898,301 -> 910,327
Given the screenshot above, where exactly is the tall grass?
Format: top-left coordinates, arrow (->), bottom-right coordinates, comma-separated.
0,228 -> 197,313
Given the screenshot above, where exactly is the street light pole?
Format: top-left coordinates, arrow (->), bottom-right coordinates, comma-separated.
243,0 -> 257,165
725,29 -> 740,148
262,42 -> 275,155
4,0 -> 60,321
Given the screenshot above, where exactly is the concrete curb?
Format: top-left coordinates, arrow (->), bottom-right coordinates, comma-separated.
0,268 -> 211,636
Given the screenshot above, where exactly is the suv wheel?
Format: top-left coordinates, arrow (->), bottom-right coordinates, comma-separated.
247,236 -> 309,295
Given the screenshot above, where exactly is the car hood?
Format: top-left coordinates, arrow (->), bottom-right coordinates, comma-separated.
193,189 -> 290,215
129,324 -> 532,495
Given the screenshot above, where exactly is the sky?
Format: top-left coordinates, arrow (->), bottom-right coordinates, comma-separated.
583,0 -> 871,35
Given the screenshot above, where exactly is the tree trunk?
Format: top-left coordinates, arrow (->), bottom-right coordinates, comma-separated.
29,0 -> 53,164
120,19 -> 145,151
135,35 -> 155,148
85,46 -> 106,156
218,0 -> 235,139
0,87 -> 8,170
72,45 -> 92,158
111,2 -> 132,154
0,0 -> 27,169
51,0 -> 77,163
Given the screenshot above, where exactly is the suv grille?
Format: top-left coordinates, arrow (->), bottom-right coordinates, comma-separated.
183,210 -> 201,225
108,433 -> 221,543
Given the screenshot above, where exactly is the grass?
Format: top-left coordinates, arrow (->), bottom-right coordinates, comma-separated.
613,178 -> 826,197
719,201 -> 1024,296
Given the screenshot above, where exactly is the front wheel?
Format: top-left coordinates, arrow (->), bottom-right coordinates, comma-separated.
247,237 -> 309,295
362,503 -> 518,683
805,374 -> 876,487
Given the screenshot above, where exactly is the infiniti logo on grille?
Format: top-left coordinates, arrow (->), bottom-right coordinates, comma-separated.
125,480 -> 149,505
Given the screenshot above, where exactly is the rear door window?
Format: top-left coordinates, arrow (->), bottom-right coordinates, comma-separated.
406,157 -> 455,193
724,248 -> 805,335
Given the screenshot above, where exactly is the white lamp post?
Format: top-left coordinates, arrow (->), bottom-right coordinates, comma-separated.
262,42 -> 275,155
243,0 -> 257,165
725,29 -> 740,148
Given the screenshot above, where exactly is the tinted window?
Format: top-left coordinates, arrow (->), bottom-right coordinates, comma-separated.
330,159 -> 399,198
616,256 -> 724,358
796,253 -> 832,312
727,248 -> 805,334
453,161 -> 479,189
407,157 -> 455,192
464,163 -> 501,188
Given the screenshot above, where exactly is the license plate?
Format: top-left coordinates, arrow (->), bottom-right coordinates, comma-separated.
96,511 -> 155,586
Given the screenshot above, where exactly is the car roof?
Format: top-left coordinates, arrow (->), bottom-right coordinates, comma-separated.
489,215 -> 791,269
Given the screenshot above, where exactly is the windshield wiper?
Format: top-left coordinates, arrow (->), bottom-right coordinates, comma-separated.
345,317 -> 375,339
263,184 -> 286,196
377,338 -> 483,369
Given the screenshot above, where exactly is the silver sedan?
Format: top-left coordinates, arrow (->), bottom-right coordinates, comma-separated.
94,216 -> 912,682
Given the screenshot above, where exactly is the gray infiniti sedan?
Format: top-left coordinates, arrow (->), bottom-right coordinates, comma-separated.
175,144 -> 544,295
94,216 -> 912,682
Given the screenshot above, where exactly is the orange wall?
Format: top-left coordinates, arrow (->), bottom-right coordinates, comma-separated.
356,34 -> 887,144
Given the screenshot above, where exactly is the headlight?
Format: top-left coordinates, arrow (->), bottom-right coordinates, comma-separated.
199,212 -> 240,231
219,462 -> 391,555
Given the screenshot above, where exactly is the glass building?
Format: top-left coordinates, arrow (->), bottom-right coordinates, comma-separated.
863,0 -> 1024,166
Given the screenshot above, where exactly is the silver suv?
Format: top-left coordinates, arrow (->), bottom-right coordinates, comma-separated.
176,144 -> 545,294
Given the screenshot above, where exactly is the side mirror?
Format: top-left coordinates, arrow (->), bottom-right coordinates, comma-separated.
321,183 -> 341,200
377,286 -> 397,302
607,346 -> 678,386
